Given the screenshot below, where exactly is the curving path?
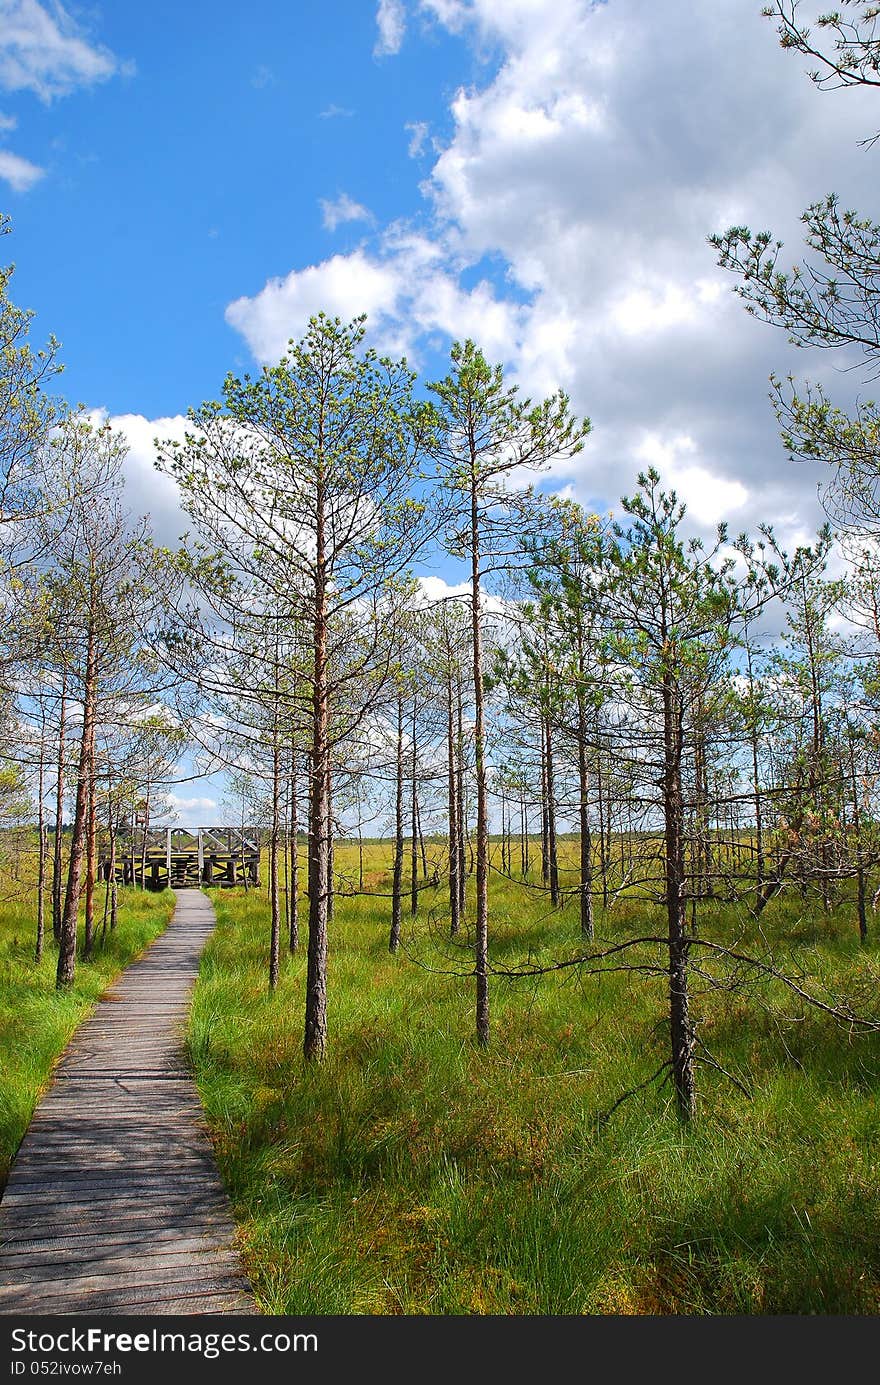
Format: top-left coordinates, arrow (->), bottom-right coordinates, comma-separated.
0,890 -> 255,1315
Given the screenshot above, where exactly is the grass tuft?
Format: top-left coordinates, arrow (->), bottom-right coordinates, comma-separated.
189,843 -> 880,1314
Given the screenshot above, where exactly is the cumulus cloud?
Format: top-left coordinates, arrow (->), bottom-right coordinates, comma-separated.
320,192 -> 372,232
0,0 -> 122,101
0,146 -> 42,190
374,0 -> 406,57
0,1 -> 128,193
226,249 -> 405,361
166,793 -> 218,815
405,120 -> 429,157
226,0 -> 875,549
418,575 -> 471,603
633,434 -> 748,530
225,227 -> 527,371
82,410 -> 192,549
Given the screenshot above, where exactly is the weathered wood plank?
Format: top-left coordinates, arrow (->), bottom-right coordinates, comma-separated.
0,1234 -> 235,1266
0,890 -> 256,1316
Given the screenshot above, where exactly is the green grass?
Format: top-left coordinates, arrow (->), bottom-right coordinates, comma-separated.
0,884 -> 175,1187
188,843 -> 880,1314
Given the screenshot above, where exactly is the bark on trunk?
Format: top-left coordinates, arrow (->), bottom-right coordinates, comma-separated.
470,472 -> 489,1047
576,687 -> 594,940
448,669 -> 460,936
545,712 -> 560,908
83,761 -> 97,960
411,703 -> 419,917
663,667 -> 694,1122
849,741 -> 868,944
35,738 -> 46,963
390,693 -> 404,953
56,623 -> 98,989
52,668 -> 68,944
108,807 -> 118,935
596,749 -> 607,908
269,689 -> 281,990
456,674 -> 466,917
540,719 -> 550,886
304,487 -> 330,1061
288,748 -> 299,952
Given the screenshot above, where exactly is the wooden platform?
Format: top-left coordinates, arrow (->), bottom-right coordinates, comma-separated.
101,828 -> 261,892
0,891 -> 256,1315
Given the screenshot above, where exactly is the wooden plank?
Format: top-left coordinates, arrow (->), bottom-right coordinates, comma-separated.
0,1234 -> 237,1266
0,890 -> 256,1316
2,1250 -> 246,1286
0,1211 -> 238,1245
0,1271 -> 255,1310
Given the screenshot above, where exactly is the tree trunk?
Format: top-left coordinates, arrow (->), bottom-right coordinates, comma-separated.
576,686 -> 594,940
470,472 -> 489,1047
304,491 -> 330,1061
269,688 -> 281,990
663,667 -> 695,1122
35,733 -> 46,963
52,667 -> 67,945
751,721 -> 764,908
100,793 -> 112,944
411,702 -> 419,917
540,719 -> 550,886
545,711 -> 560,908
849,738 -> 868,944
288,746 -> 299,952
448,668 -> 460,936
108,805 -> 118,934
57,622 -> 98,989
416,794 -> 428,878
83,756 -> 97,960
292,747 -> 303,952
596,749 -> 607,907
326,763 -> 334,922
456,673 -> 467,918
390,692 -> 404,953
140,784 -> 150,891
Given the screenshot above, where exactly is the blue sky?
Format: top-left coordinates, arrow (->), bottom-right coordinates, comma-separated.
3,1 -> 485,417
1,0 -> 876,824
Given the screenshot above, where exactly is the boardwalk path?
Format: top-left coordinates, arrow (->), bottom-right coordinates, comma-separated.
0,891 -> 255,1315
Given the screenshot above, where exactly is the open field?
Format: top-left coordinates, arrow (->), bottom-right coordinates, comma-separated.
0,882 -> 175,1188
188,840 -> 880,1314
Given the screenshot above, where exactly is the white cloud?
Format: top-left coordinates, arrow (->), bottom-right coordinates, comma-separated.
0,3 -> 127,195
418,575 -> 471,602
634,434 -> 748,529
224,228 -> 526,370
319,103 -> 354,119
611,282 -> 701,338
225,0 -> 875,545
0,146 -> 42,190
405,120 -> 428,157
166,793 -> 218,816
320,192 -> 372,232
82,410 -> 192,548
225,249 -> 405,362
375,0 -> 406,57
0,0 -> 121,101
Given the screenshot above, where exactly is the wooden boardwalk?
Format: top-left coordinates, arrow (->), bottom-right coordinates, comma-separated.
0,891 -> 256,1315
